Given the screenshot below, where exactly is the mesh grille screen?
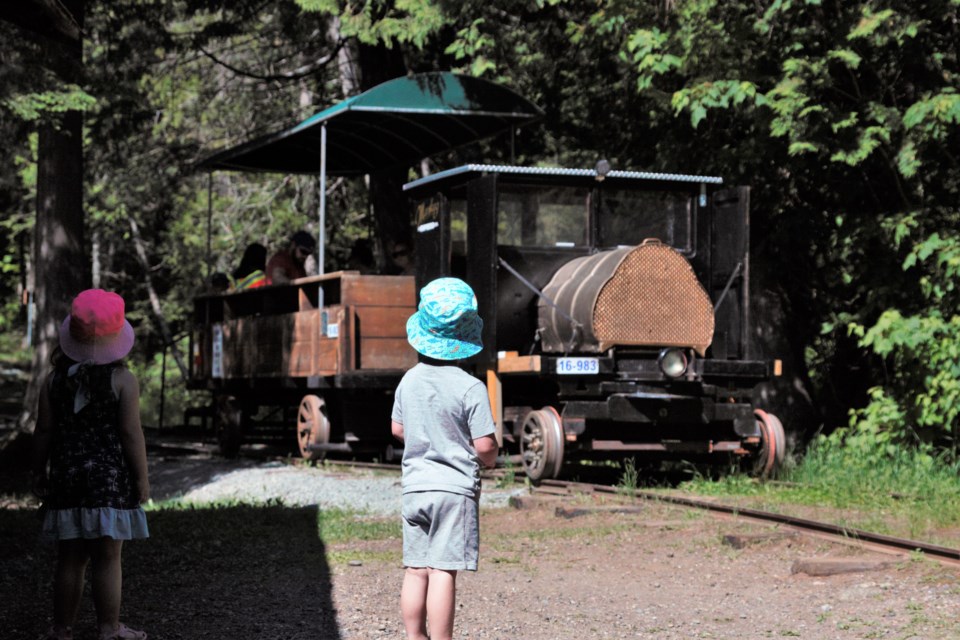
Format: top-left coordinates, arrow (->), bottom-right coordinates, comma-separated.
594,242 -> 714,354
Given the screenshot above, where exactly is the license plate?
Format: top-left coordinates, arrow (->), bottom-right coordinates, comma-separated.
556,357 -> 599,375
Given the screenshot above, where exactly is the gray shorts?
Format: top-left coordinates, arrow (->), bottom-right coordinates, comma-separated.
402,490 -> 479,571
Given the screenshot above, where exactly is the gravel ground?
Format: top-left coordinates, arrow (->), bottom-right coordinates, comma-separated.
151,456 -> 525,513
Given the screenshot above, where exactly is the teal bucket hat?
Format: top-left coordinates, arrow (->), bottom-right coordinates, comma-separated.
406,277 -> 483,360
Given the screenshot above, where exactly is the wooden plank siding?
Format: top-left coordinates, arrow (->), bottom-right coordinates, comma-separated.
190,274 -> 417,383
348,277 -> 417,371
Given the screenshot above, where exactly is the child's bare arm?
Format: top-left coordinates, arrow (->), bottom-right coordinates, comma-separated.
391,420 -> 405,442
31,374 -> 54,495
116,368 -> 150,503
472,433 -> 498,469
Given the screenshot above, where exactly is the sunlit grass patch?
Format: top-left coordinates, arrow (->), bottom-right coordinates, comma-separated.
317,508 -> 400,543
326,549 -> 400,565
147,496 -> 288,511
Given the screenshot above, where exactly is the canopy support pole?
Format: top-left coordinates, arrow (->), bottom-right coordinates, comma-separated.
206,172 -> 213,279
318,123 -> 327,278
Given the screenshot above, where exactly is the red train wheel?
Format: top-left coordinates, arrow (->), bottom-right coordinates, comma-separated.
753,409 -> 786,478
297,394 -> 330,461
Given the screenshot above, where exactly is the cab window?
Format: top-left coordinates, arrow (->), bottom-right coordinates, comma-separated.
598,189 -> 693,252
497,185 -> 589,247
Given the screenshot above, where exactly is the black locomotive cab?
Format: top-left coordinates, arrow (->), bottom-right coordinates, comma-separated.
404,164 -> 784,482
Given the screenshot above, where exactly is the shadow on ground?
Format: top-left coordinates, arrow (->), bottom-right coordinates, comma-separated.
0,504 -> 340,640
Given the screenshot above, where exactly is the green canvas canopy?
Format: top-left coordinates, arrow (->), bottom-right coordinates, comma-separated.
198,72 -> 543,175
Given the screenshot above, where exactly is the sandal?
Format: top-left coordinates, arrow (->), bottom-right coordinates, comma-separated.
99,623 -> 147,640
39,626 -> 73,640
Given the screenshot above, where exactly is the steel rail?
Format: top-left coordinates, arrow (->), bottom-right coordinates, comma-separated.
539,479 -> 960,564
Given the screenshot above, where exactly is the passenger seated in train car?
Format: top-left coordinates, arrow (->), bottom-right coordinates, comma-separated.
204,271 -> 230,294
346,238 -> 376,274
232,242 -> 267,290
383,239 -> 414,275
266,231 -> 316,284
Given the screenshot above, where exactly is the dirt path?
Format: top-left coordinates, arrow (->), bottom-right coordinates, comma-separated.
3,453 -> 959,640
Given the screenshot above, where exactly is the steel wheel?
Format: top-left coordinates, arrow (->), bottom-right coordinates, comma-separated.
297,394 -> 330,461
520,407 -> 564,484
215,395 -> 243,458
753,409 -> 786,478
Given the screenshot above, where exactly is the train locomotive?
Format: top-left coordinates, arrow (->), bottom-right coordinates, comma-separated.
404,164 -> 784,481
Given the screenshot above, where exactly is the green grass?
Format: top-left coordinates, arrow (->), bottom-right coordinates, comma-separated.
147,499 -> 400,545
326,549 -> 401,565
615,457 -> 639,500
317,507 -> 400,543
676,445 -> 960,545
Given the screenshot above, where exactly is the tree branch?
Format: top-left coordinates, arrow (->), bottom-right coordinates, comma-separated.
127,216 -> 188,380
196,39 -> 343,82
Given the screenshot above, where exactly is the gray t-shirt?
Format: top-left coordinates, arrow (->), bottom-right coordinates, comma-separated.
391,363 -> 496,497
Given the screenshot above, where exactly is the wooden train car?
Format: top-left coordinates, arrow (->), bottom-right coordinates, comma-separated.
187,272 -> 416,458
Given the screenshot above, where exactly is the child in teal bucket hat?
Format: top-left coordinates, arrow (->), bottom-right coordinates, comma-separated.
392,277 -> 499,640
405,277 -> 484,360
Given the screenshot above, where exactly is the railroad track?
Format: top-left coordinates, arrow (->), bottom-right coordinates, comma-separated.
533,478 -> 960,568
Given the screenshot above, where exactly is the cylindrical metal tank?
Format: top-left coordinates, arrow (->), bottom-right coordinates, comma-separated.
538,239 -> 714,354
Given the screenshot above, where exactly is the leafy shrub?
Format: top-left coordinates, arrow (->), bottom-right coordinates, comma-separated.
848,219 -> 960,457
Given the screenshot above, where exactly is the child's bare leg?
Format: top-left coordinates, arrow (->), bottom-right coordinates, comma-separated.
54,539 -> 89,628
89,538 -> 123,634
426,568 -> 457,640
401,567 -> 429,640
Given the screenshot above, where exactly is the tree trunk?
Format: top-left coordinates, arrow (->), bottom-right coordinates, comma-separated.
328,16 -> 359,98
356,42 -> 411,273
15,112 -> 88,435
10,0 -> 87,448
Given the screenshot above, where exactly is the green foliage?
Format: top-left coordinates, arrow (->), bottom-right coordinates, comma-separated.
495,454 -> 517,488
615,457 -> 639,499
296,0 -> 445,47
445,19 -> 497,76
127,336 -> 206,429
625,28 -> 681,91
672,80 -> 764,128
847,219 -> 960,446
2,86 -> 97,122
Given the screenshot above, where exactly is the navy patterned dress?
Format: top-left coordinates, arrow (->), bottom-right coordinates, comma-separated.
40,362 -> 149,542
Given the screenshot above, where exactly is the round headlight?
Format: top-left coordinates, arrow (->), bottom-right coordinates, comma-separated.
658,348 -> 688,378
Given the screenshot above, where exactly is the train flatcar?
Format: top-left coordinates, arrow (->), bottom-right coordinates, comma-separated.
188,272 -> 417,458
404,164 -> 784,481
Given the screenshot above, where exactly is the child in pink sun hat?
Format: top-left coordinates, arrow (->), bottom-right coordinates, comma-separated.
32,289 -> 149,640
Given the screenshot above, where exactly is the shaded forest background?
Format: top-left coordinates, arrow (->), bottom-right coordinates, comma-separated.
0,0 -> 957,461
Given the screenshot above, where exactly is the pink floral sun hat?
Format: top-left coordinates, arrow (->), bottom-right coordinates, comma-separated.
58,289 -> 135,364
